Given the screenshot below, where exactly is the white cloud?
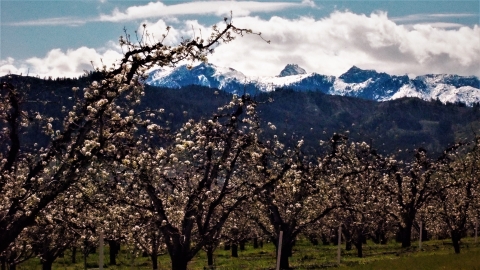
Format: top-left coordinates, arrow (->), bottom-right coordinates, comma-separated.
0,58 -> 28,76
0,47 -> 123,78
0,18 -> 213,78
7,17 -> 89,27
206,12 -> 480,77
137,19 -> 182,46
6,1 -> 304,28
99,1 -> 303,22
403,22 -> 467,29
301,0 -> 316,8
392,13 -> 477,23
2,11 -> 479,79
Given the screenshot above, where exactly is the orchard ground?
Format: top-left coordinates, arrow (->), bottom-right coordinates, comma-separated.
17,237 -> 480,269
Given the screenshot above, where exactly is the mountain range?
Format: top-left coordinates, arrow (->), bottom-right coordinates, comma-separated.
146,63 -> 480,106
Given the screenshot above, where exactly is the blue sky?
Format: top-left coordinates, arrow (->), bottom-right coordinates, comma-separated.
1,0 -> 479,78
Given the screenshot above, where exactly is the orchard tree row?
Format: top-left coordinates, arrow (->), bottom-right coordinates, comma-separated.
1,20 -> 479,270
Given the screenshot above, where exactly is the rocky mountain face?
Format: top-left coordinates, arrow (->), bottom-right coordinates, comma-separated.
146,63 -> 480,105
279,64 -> 307,77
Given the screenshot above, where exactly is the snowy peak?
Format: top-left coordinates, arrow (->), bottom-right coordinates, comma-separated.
335,66 -> 411,100
146,62 -> 247,93
404,74 -> 480,105
340,66 -> 385,83
279,64 -> 307,77
146,63 -> 480,106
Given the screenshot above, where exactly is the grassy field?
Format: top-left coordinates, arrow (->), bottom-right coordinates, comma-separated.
16,237 -> 480,269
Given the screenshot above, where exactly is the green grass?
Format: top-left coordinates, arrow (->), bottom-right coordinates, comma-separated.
16,238 -> 480,269
338,250 -> 480,270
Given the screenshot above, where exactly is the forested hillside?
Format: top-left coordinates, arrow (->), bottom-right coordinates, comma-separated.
3,74 -> 479,159
140,83 -> 480,158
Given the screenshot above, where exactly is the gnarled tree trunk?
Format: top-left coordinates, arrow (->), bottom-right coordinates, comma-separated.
207,245 -> 214,267
231,243 -> 238,257
108,240 -> 119,265
41,259 -> 55,270
451,230 -> 461,254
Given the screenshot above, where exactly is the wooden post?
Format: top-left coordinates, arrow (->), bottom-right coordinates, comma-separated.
475,217 -> 478,243
99,231 -> 104,270
418,221 -> 422,250
337,225 -> 342,265
276,231 -> 283,270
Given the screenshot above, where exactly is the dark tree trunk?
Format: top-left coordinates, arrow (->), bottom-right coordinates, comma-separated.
381,237 -> 388,245
345,240 -> 352,251
207,246 -> 214,267
451,230 -> 461,254
402,228 -> 412,248
356,242 -> 363,258
308,235 -> 319,246
151,254 -> 158,270
421,225 -> 429,241
399,221 -> 413,248
275,232 -> 294,270
372,234 -> 380,244
259,240 -> 263,248
288,239 -> 294,257
239,240 -> 246,251
278,241 -> 293,270
343,228 -> 352,251
321,234 -> 330,245
42,259 -> 54,270
171,255 -> 188,270
9,264 -> 16,270
150,230 -> 159,270
354,230 -> 364,258
108,240 -> 118,265
231,243 -> 238,257
224,243 -> 230,250
401,214 -> 415,248
253,238 -> 259,249
71,247 -> 76,264
378,228 -> 388,245
1,256 -> 5,270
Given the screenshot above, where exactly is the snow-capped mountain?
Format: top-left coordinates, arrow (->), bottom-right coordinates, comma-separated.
279,64 -> 307,77
146,63 -> 480,105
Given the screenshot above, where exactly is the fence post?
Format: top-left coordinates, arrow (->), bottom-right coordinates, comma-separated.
475,217 -> 478,243
276,231 -> 283,270
419,221 -> 423,250
99,231 -> 104,270
337,225 -> 342,265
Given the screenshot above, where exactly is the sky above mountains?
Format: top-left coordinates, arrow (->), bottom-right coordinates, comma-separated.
1,0 -> 479,78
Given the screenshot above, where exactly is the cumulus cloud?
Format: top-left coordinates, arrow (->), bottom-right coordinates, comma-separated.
0,58 -> 28,75
207,12 -> 480,77
99,1 -> 303,22
137,19 -> 182,46
0,47 -> 122,78
0,18 -> 210,78
2,11 -> 479,78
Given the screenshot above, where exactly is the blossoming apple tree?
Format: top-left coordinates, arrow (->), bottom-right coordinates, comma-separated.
0,18 -> 257,253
